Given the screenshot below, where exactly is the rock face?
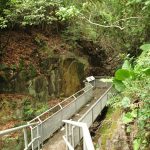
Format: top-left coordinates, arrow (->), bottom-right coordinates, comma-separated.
77,39 -> 123,76
28,75 -> 49,101
101,122 -> 130,150
0,31 -> 122,102
61,58 -> 84,96
0,54 -> 88,101
93,108 -> 130,150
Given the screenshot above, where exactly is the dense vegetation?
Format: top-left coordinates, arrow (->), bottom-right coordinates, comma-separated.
0,0 -> 150,53
0,0 -> 150,149
106,44 -> 150,150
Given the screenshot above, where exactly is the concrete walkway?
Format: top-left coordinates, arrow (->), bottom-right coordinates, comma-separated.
43,88 -> 106,150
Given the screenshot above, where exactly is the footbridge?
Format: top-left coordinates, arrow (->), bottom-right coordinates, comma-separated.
0,76 -> 113,150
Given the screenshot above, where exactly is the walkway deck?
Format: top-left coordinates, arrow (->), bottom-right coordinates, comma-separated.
43,88 -> 106,150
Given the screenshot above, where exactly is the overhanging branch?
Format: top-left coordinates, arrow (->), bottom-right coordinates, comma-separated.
79,14 -> 142,30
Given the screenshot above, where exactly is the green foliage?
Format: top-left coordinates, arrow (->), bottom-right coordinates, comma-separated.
28,64 -> 37,78
121,97 -> 131,108
0,17 -> 8,28
140,44 -> 150,51
122,60 -> 132,70
133,139 -> 141,150
0,0 -> 149,57
0,0 -> 62,29
34,103 -> 48,116
22,98 -> 35,121
0,0 -> 10,15
113,79 -> 126,92
122,112 -> 134,124
60,0 -> 150,55
22,98 -> 48,121
56,6 -> 80,21
115,69 -> 131,81
142,68 -> 150,76
108,44 -> 150,149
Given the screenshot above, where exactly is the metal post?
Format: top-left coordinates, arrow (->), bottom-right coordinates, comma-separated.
71,126 -> 75,148
68,124 -> 71,145
37,125 -> 40,150
83,138 -> 87,150
66,123 -> 68,150
73,95 -> 76,99
59,103 -> 63,109
30,128 -> 34,150
78,127 -> 81,146
23,128 -> 28,149
41,123 -> 43,147
37,117 -> 43,147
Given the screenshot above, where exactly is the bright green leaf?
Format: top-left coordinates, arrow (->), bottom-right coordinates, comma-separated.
127,126 -> 131,133
122,112 -> 134,124
140,44 -> 150,51
131,109 -> 138,118
115,69 -> 131,81
113,79 -> 126,92
142,68 -> 150,76
122,60 -> 132,70
133,139 -> 140,150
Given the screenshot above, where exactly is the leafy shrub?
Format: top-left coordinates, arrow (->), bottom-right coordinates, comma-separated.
56,5 -> 80,21
60,0 -> 150,54
22,98 -> 35,121
107,44 -> 150,149
0,0 -> 62,29
22,98 -> 49,121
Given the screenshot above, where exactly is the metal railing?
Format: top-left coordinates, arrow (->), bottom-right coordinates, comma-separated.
63,84 -> 113,150
0,76 -> 112,150
63,120 -> 94,150
28,82 -> 94,149
0,122 -> 39,150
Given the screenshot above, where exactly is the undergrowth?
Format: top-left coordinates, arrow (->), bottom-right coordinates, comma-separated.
106,44 -> 150,150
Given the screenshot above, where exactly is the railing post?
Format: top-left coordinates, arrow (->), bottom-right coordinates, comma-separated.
78,126 -> 81,146
37,117 -> 43,147
71,126 -> 75,148
73,94 -> 76,99
63,120 -> 95,150
83,138 -> 87,150
66,123 -> 69,150
59,103 -> 63,109
68,124 -> 71,145
30,127 -> 34,150
23,128 -> 28,149
37,125 -> 40,150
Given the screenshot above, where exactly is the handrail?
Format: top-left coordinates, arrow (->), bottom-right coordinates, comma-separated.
0,77 -> 110,150
0,122 -> 40,150
78,85 -> 112,122
28,82 -> 94,149
62,82 -> 112,150
29,83 -> 93,123
63,120 -> 95,150
63,136 -> 74,150
30,83 -> 93,127
0,122 -> 38,136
